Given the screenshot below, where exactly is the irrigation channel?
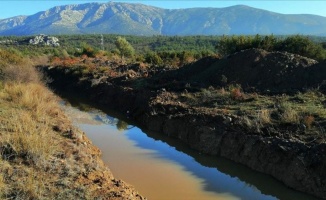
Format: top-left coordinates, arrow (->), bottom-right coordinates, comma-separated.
61,97 -> 320,200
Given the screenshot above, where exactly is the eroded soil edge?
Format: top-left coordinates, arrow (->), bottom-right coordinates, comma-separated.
43,61 -> 326,199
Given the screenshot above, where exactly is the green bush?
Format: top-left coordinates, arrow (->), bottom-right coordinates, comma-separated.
0,48 -> 24,68
275,35 -> 326,61
145,51 -> 163,65
216,35 -> 326,61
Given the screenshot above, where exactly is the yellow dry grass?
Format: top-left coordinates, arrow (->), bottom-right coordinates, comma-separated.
1,109 -> 58,162
0,172 -> 6,197
0,81 -> 63,199
0,50 -> 64,199
0,49 -> 125,200
258,109 -> 271,125
0,83 -> 60,118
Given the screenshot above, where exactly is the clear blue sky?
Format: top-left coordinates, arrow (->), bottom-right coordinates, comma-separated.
0,1 -> 325,19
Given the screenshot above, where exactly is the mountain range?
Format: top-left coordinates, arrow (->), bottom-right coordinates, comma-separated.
1,2 -> 326,36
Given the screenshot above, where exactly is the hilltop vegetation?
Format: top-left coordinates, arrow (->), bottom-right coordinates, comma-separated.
217,35 -> 326,61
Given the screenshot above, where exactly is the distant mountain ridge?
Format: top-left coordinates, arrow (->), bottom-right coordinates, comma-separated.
1,2 -> 326,36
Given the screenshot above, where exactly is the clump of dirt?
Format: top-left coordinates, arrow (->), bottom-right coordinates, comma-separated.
217,49 -> 319,92
176,48 -> 322,94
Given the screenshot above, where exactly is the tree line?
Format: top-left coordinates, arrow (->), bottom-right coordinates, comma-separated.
0,34 -> 326,66
216,35 -> 326,61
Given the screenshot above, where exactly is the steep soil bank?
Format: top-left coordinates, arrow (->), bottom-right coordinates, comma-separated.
0,82 -> 145,199
42,65 -> 326,199
151,48 -> 325,94
49,112 -> 146,199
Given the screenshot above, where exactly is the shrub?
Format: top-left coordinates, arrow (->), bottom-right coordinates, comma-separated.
216,35 -> 326,61
258,109 -> 271,124
200,88 -> 212,101
81,43 -> 97,58
230,87 -> 242,100
280,104 -> 300,124
276,35 -> 326,61
0,48 -> 24,68
145,51 -> 163,65
0,48 -> 40,84
115,36 -> 135,60
303,115 -> 314,129
1,64 -> 40,84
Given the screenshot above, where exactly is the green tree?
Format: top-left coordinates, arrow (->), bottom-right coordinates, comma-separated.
215,34 -> 326,61
81,43 -> 97,57
115,36 -> 135,60
116,120 -> 128,131
145,51 -> 163,65
276,35 -> 326,61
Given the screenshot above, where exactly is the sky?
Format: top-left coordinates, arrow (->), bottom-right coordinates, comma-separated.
0,0 -> 326,19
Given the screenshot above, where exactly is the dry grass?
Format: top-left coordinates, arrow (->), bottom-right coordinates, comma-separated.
0,49 -> 62,199
1,64 -> 40,84
0,81 -> 63,199
0,159 -> 10,197
279,102 -> 300,124
0,49 -> 133,200
0,169 -> 6,197
4,167 -> 51,199
175,84 -> 325,134
0,83 -> 91,199
0,108 -> 59,163
258,109 -> 271,124
0,83 -> 60,118
282,110 -> 298,124
0,49 -> 33,84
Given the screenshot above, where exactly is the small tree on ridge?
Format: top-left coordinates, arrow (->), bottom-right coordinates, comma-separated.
115,36 -> 135,61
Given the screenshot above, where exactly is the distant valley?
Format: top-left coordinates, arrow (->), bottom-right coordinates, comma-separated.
0,2 -> 326,36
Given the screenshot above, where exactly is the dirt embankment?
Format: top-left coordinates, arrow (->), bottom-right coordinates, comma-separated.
42,48 -> 326,199
49,111 -> 146,200
0,83 -> 145,199
156,48 -> 325,94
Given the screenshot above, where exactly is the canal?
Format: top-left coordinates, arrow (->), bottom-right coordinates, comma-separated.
61,99 -> 319,200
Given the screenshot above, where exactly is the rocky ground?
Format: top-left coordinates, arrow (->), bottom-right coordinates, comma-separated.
42,48 -> 326,199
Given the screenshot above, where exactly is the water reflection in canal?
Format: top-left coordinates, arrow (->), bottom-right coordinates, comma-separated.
62,101 -> 319,200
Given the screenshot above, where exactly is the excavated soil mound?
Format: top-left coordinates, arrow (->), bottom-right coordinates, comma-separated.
219,49 -> 319,92
181,48 -> 325,93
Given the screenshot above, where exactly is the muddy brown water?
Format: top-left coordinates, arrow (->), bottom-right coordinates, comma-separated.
61,100 -> 320,200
